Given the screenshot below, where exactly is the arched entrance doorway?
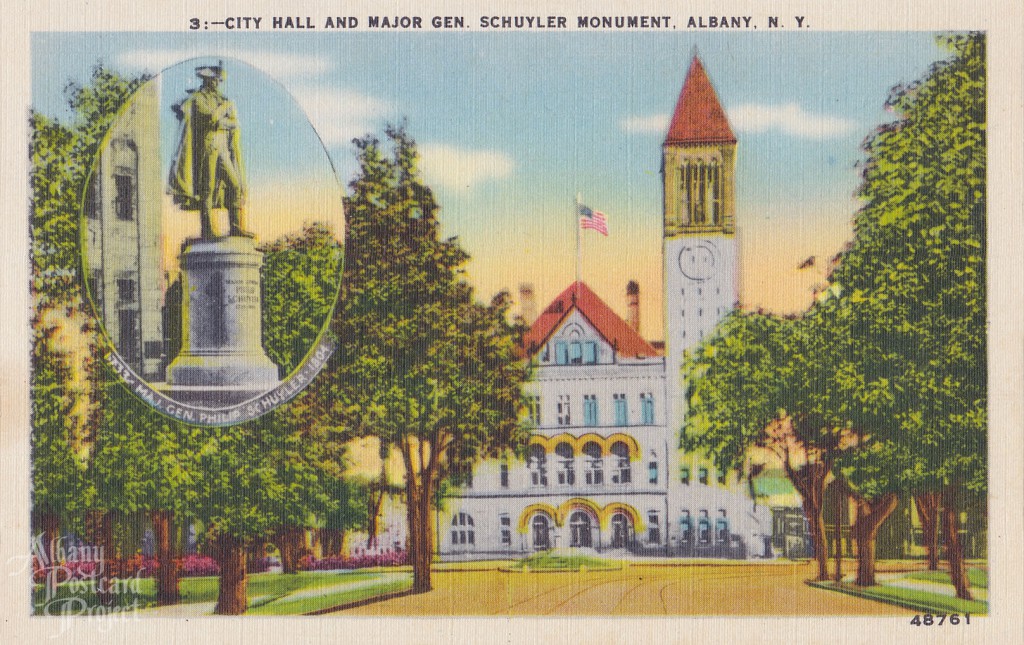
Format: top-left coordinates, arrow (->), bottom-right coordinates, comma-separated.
531,514 -> 552,550
569,510 -> 594,548
609,512 -> 634,549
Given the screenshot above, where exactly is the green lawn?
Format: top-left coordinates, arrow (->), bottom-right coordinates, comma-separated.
510,550 -> 620,572
248,577 -> 411,615
809,579 -> 988,616
903,568 -> 988,589
33,570 -> 406,615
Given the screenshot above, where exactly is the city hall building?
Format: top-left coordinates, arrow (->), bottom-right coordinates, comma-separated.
437,57 -> 774,560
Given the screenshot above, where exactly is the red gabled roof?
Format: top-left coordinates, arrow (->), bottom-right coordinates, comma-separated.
521,282 -> 659,359
664,56 -> 736,145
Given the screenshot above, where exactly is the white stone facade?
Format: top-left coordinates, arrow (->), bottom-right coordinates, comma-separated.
84,79 -> 166,382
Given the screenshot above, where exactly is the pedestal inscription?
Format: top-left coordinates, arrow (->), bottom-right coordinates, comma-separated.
166,236 -> 281,407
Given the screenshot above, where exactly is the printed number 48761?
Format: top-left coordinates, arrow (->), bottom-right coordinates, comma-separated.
911,614 -> 970,626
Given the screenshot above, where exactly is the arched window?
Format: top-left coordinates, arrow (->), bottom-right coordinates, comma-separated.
568,511 -> 593,548
709,159 -> 722,225
583,442 -> 603,485
555,442 -> 575,485
610,441 -> 632,484
531,514 -> 551,549
610,512 -> 633,548
450,512 -> 475,546
528,444 -> 548,487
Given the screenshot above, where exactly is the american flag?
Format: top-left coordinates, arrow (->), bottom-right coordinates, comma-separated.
578,204 -> 609,236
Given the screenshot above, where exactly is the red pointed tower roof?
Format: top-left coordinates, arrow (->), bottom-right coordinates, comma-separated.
521,282 -> 659,358
664,56 -> 736,145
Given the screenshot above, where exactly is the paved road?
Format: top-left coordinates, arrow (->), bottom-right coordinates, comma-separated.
338,562 -> 909,616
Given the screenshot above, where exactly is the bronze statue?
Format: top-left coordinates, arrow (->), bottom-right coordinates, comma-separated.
169,64 -> 249,238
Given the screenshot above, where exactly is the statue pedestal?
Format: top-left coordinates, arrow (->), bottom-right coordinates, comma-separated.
166,236 -> 280,408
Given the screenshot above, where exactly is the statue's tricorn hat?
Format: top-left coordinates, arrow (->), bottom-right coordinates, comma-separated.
196,65 -> 225,80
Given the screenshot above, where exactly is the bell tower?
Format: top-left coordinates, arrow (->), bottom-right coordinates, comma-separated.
662,55 -> 739,429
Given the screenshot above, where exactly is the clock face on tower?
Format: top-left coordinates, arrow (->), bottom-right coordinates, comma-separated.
678,241 -> 719,281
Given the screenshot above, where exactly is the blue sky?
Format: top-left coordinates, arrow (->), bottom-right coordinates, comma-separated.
33,31 -> 950,338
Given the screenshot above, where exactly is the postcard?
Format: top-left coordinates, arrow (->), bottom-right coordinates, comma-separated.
3,0 -> 1021,643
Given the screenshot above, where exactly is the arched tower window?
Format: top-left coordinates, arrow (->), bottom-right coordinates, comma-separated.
679,157 -> 722,228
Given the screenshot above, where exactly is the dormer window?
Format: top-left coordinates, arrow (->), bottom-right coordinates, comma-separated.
569,341 -> 583,364
555,341 -> 568,365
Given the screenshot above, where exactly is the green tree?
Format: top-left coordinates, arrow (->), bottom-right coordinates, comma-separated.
325,125 -> 529,592
830,33 -> 986,598
257,223 -> 346,574
30,66 -> 148,561
90,378 -> 204,605
683,310 -> 855,581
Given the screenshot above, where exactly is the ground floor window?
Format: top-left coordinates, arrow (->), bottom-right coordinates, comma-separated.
500,514 -> 512,545
680,511 -> 693,543
716,510 -> 729,543
451,512 -> 475,546
569,510 -> 594,548
647,511 -> 661,544
610,512 -> 633,548
532,514 -> 552,549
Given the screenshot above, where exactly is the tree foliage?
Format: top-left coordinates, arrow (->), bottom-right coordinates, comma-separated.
682,34 -> 986,593
322,124 -> 530,591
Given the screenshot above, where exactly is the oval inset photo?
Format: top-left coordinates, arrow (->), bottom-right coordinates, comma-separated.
82,57 -> 345,425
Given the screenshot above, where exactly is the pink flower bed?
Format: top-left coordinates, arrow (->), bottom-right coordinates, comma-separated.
298,551 -> 408,571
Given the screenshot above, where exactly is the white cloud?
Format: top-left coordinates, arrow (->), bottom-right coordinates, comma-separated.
728,103 -> 857,139
289,87 -> 396,147
621,113 -> 670,134
116,48 -> 332,78
418,144 -> 515,191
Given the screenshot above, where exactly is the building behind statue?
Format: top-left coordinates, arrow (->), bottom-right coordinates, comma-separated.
84,79 -> 167,382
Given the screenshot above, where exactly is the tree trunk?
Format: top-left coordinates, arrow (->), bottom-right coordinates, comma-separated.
914,492 -> 941,571
942,487 -> 972,600
405,475 -> 432,593
247,540 -> 266,572
367,487 -> 385,549
832,482 -> 844,583
212,533 -> 248,615
272,526 -> 305,574
96,511 -> 117,606
852,493 -> 899,587
785,463 -> 829,581
321,528 -> 345,558
152,510 -> 180,605
39,511 -> 60,565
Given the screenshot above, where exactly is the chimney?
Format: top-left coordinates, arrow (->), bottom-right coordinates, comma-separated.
626,280 -> 640,333
519,283 -> 537,326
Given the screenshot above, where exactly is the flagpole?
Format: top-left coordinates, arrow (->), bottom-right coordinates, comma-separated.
575,192 -> 581,292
